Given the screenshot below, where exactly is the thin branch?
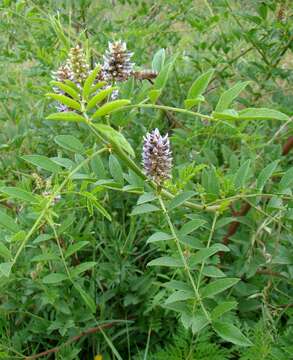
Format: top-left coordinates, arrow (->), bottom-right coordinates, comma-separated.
222,202 -> 251,246
25,322 -> 120,359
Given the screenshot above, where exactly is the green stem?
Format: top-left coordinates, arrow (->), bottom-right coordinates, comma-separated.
48,218 -> 72,280
196,213 -> 218,290
225,0 -> 271,66
157,195 -> 211,322
87,122 -> 220,212
115,103 -> 213,120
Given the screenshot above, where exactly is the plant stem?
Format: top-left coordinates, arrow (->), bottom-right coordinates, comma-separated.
87,122 -> 220,212
24,321 -> 125,360
124,103 -> 213,120
197,212 -> 218,289
48,218 -> 72,280
157,195 -> 211,322
12,147 -> 107,268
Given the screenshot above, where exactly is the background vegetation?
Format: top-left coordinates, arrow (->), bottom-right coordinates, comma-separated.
0,0 -> 292,359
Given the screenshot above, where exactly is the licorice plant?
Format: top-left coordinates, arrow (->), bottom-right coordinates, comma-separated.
37,41 -> 291,348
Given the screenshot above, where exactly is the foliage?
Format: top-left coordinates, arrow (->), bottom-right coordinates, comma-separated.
143,327 -> 232,360
0,0 -> 292,359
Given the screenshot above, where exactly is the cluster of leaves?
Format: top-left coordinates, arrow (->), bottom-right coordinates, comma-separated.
0,1 -> 292,359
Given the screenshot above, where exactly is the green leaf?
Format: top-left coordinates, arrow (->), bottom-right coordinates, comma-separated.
147,256 -> 183,267
202,266 -> 226,278
201,278 -> 240,298
148,89 -> 162,104
191,314 -> 209,334
80,191 -> 112,221
211,301 -> 238,320
0,262 -> 13,277
179,219 -> 206,236
279,167 -> 293,191
71,261 -> 96,277
189,244 -> 229,267
187,69 -> 214,100
93,124 -> 135,158
49,16 -> 70,49
257,160 -> 279,191
163,302 -> 189,313
93,200 -> 112,221
131,204 -> 160,216
51,157 -> 75,169
33,234 -> 53,244
74,283 -> 96,313
147,232 -> 174,243
54,135 -> 85,154
238,108 -> 289,121
46,93 -> 81,111
184,96 -> 205,110
267,196 -> 283,210
122,185 -> 143,194
0,187 -> 38,203
137,192 -> 156,205
215,217 -> 235,229
92,99 -> 131,119
179,236 -> 203,249
258,2 -> 268,19
154,58 -> 176,89
86,87 -> 117,111
212,109 -> 239,120
0,210 -> 20,233
234,159 -> 251,189
31,253 -> 59,262
50,81 -> 80,100
164,280 -> 192,292
202,167 -> 220,197
165,290 -> 194,304
46,112 -> 87,123
83,65 -> 101,100
42,273 -> 68,284
215,81 -> 250,112
95,179 -> 123,190
152,48 -> 165,72
91,81 -> 107,94
22,155 -> 61,173
168,191 -> 196,210
65,241 -> 89,258
64,80 -> 80,92
213,322 -> 252,346
109,155 -> 124,184
0,242 -> 12,260
91,154 -> 106,178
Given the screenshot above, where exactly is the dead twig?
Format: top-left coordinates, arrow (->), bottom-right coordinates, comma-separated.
222,203 -> 251,246
282,136 -> 293,155
25,322 -> 119,359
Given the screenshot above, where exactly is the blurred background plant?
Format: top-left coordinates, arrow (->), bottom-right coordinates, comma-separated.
0,0 -> 292,359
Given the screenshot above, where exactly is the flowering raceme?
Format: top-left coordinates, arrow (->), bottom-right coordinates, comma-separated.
142,128 -> 172,185
101,40 -> 134,82
67,44 -> 90,85
51,41 -> 158,109
51,45 -> 89,111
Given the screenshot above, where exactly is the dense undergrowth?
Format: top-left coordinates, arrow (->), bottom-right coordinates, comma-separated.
0,1 -> 292,359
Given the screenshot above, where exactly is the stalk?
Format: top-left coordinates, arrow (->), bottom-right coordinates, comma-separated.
157,194 -> 211,323
12,147 -> 107,268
